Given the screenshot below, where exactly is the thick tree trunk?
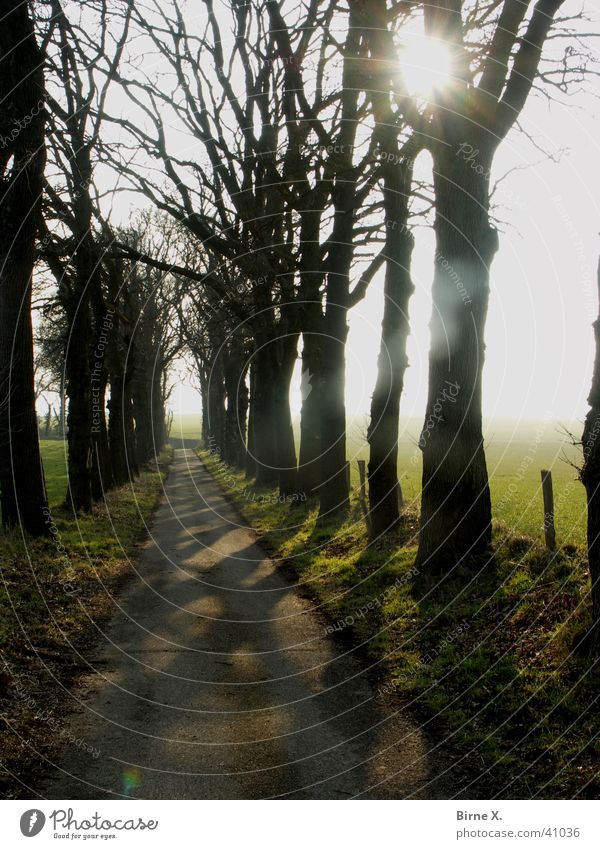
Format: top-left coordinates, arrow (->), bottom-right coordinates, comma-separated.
90,297 -> 115,497
298,320 -> 323,496
90,371 -> 113,499
252,338 -> 279,486
0,0 -> 49,535
65,308 -> 93,512
317,6 -> 362,519
108,371 -> 129,486
366,1 -> 416,538
223,344 -> 249,468
151,368 -> 167,451
367,225 -> 415,537
319,292 -> 350,517
417,136 -> 498,570
132,365 -> 153,466
581,256 -> 600,655
274,333 -> 299,497
206,354 -> 226,458
245,361 -> 257,478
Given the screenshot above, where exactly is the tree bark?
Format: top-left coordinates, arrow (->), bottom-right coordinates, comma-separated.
0,0 -> 49,534
274,333 -> 299,497
367,213 -> 415,537
317,3 -> 363,518
223,343 -> 249,469
252,336 -> 279,486
417,134 -> 498,570
64,305 -> 93,511
581,255 -> 600,655
298,324 -> 322,495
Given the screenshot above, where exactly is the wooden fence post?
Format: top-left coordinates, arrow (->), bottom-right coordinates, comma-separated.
357,460 -> 372,536
541,469 -> 557,551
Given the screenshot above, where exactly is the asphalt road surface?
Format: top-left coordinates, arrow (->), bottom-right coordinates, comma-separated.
40,449 -> 447,799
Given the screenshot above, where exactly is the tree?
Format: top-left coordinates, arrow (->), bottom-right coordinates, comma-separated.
0,0 -> 49,535
42,0 -> 131,510
417,0 -> 569,570
104,0 -> 380,504
581,254 -> 600,655
366,1 -> 421,537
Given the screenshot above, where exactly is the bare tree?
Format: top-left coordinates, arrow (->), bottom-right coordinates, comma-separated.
41,0 -> 132,510
0,0 -> 49,535
417,0 -> 574,571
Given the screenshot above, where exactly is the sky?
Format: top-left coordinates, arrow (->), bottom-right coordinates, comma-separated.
171,79 -> 600,427
93,0 -> 600,428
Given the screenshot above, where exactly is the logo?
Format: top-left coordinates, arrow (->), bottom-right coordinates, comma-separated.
20,810 -> 46,837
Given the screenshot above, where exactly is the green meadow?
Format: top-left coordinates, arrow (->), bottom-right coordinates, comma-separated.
171,414 -> 587,548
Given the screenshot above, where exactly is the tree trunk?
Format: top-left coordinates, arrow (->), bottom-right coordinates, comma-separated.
317,5 -> 363,518
90,296 -> 115,497
417,135 -> 498,570
366,1 -> 416,538
367,225 -> 415,537
65,306 -> 93,512
252,337 -> 279,486
274,333 -> 299,497
245,361 -> 257,478
151,367 -> 167,452
0,0 -> 49,535
298,319 -> 323,496
206,354 -> 226,458
581,255 -> 600,655
223,344 -> 249,468
91,370 -> 113,499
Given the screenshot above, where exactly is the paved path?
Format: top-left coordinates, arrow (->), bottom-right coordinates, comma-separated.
41,450 -> 446,799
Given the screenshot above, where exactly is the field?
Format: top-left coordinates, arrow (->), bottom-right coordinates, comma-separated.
40,440 -> 69,506
172,414 -> 587,547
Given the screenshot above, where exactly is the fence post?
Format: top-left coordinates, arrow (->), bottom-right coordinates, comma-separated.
357,460 -> 372,536
541,469 -> 557,551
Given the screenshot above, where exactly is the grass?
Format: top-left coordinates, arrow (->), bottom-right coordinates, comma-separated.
200,447 -> 599,799
176,413 -> 588,545
40,440 -> 69,507
0,445 -> 172,798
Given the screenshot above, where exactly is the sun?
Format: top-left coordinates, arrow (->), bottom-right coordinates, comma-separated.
400,38 -> 453,98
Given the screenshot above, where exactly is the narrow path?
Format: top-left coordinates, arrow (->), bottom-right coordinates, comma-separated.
41,450 -> 446,799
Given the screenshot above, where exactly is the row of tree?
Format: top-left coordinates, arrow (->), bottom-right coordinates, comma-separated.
1,0 -> 598,649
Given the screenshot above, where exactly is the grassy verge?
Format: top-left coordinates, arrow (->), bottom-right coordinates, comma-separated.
0,447 -> 172,798
200,449 -> 599,799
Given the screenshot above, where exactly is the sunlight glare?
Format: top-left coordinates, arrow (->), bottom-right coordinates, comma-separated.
401,38 -> 453,98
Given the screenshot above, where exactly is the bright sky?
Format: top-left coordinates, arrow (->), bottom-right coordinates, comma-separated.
86,1 -> 599,427
172,84 -> 600,425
